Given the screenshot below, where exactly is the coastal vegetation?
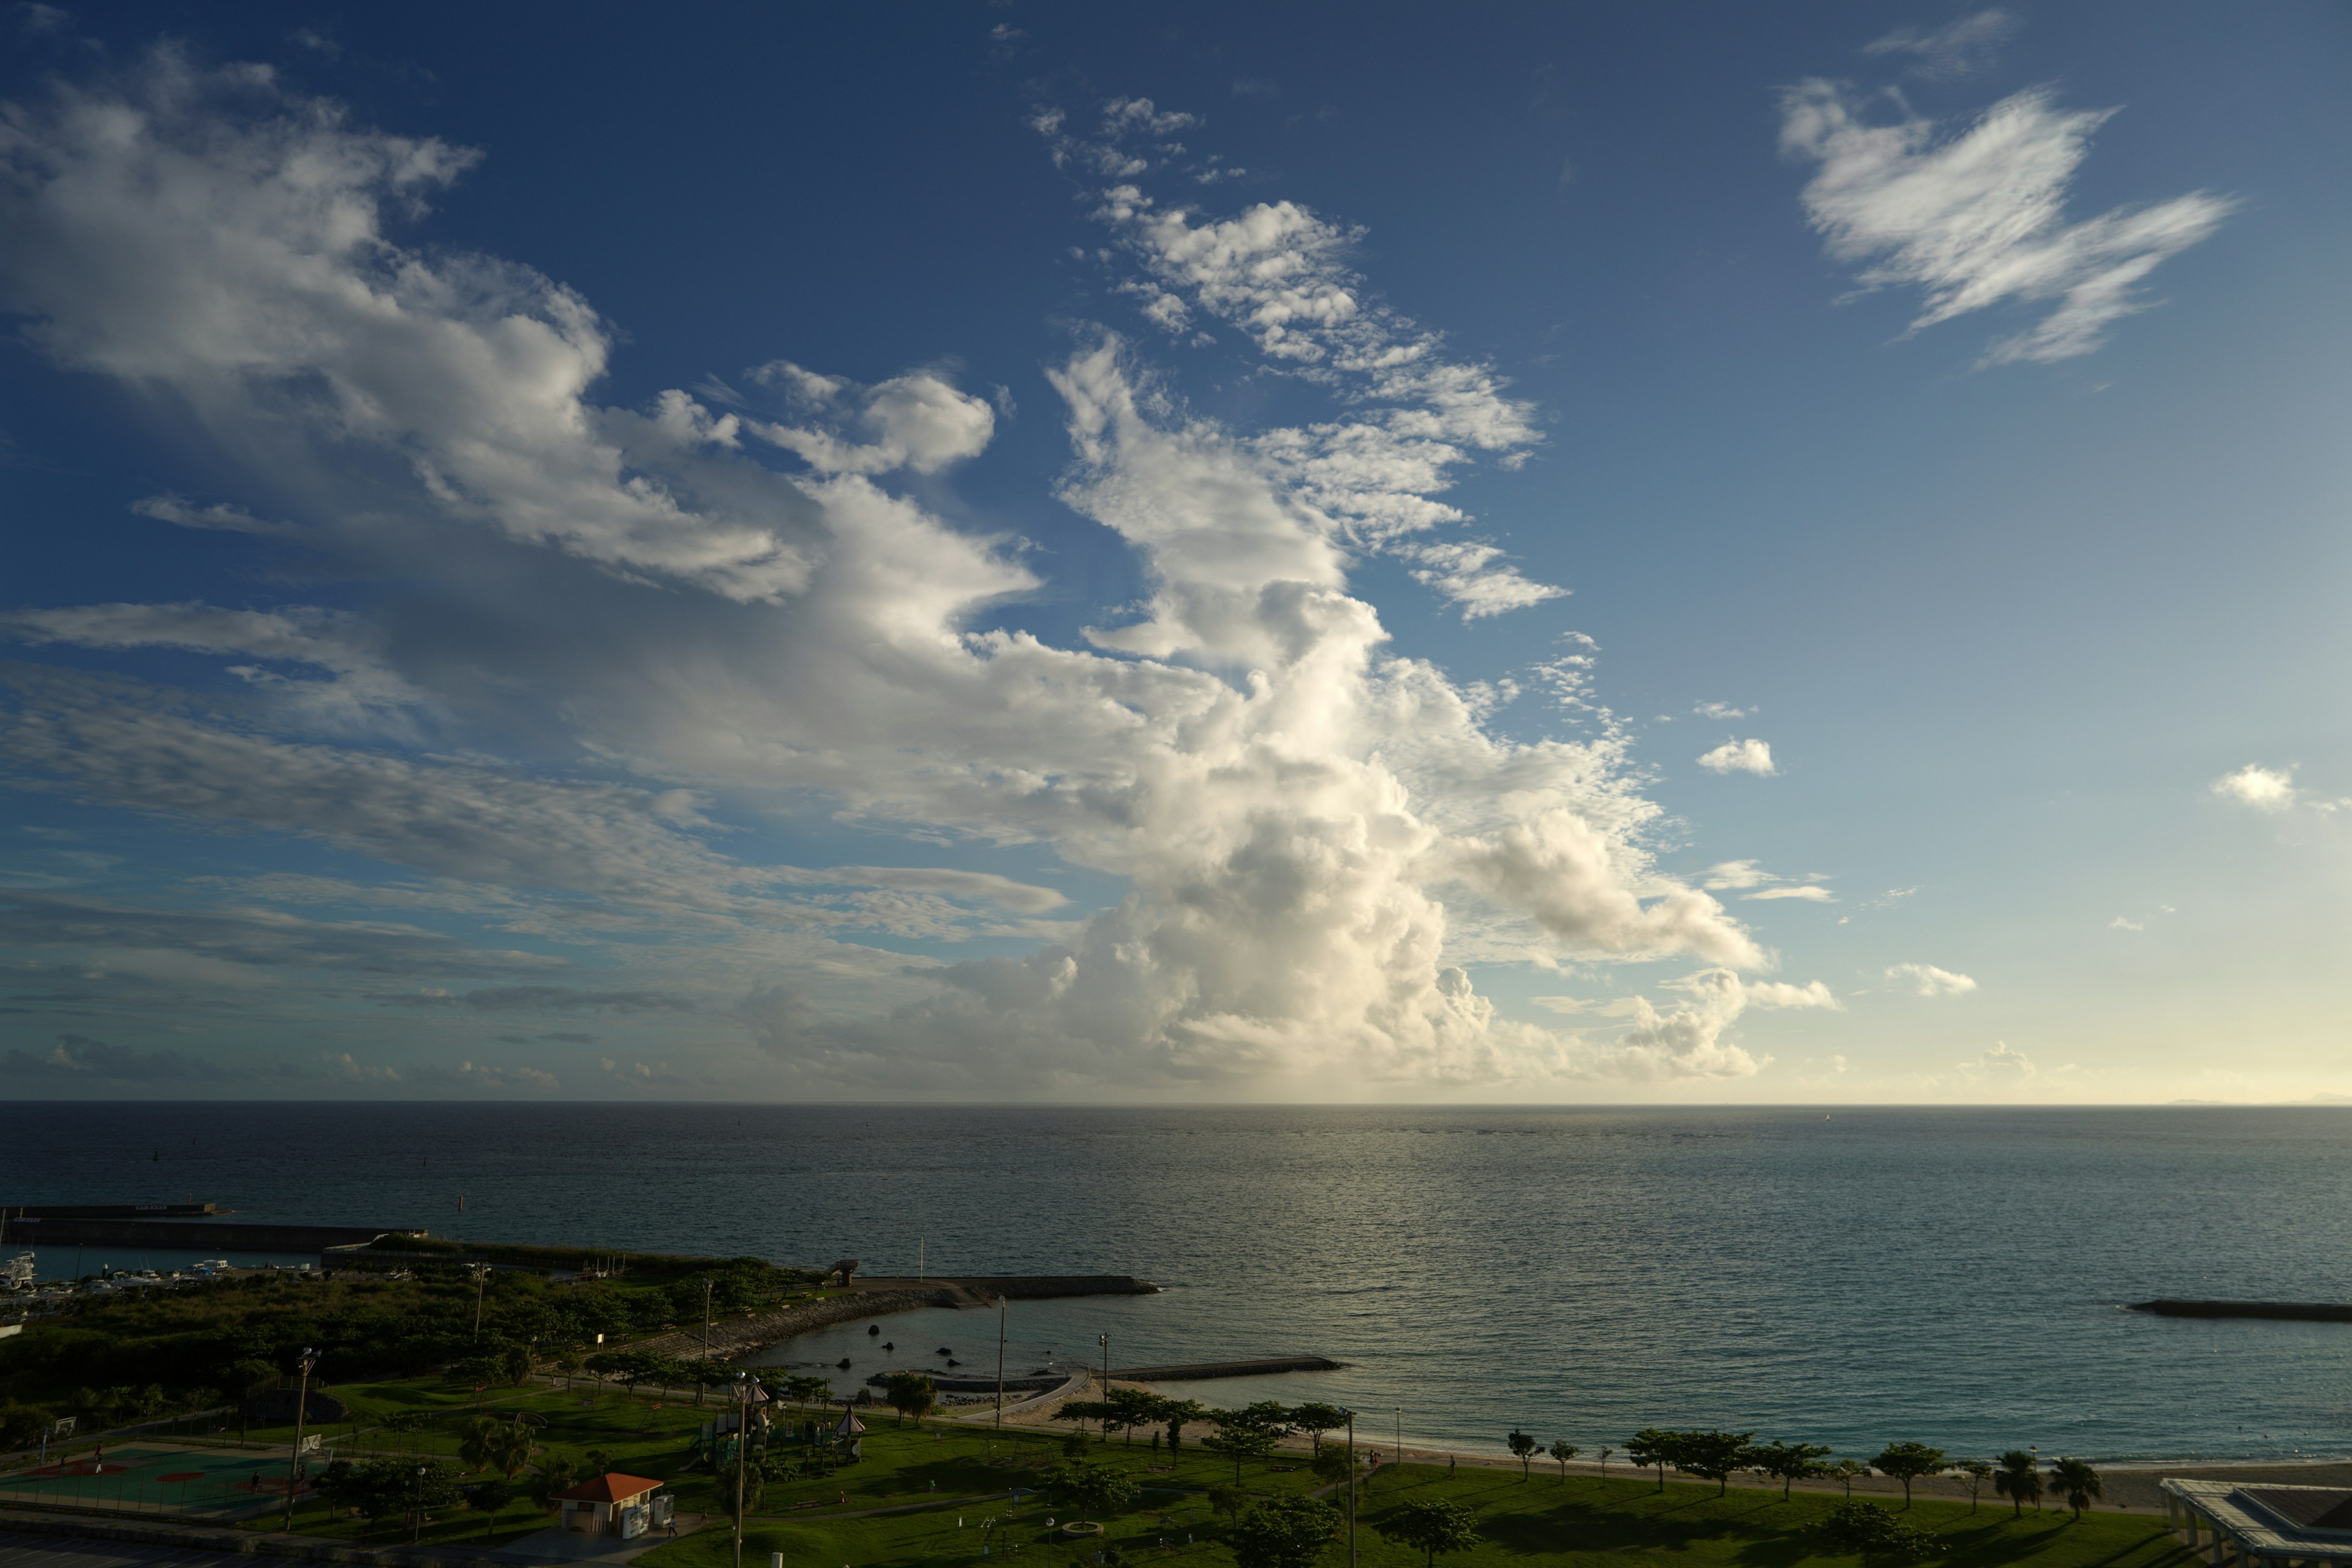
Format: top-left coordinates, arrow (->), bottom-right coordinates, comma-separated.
0,1257 -> 819,1433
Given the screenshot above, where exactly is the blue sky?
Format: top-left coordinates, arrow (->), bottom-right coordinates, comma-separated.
2,2 -> 2346,1101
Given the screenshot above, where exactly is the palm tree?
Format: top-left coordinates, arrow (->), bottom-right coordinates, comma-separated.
1549,1441 -> 1579,1483
2048,1458 -> 2101,1520
1994,1451 -> 2042,1518
459,1415 -> 503,1475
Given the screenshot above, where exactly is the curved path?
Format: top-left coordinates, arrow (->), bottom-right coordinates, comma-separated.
944,1365 -> 1091,1424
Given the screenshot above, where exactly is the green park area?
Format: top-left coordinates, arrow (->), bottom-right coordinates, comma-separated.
638,1414 -> 2195,1568
0,1266 -> 2197,1568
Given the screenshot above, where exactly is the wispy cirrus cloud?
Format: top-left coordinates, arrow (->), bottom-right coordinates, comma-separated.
1862,9 -> 2019,79
1781,81 -> 2236,364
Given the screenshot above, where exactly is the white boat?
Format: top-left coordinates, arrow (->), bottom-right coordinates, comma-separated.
1,1252 -> 34,1290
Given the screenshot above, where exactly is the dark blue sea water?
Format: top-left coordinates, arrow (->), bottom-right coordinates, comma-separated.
4,1103 -> 2349,1464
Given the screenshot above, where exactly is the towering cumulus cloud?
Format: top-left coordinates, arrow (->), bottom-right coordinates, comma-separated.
0,57 -> 1809,1093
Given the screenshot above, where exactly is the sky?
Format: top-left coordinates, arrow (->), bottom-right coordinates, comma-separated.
1,2 -> 2346,1104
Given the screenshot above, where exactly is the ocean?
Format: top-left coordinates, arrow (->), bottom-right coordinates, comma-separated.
4,1102 -> 2348,1465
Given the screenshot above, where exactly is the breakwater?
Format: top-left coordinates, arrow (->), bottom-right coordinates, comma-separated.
2128,1300 -> 2352,1322
625,1275 -> 1156,1362
1,1216 -> 421,1254
1113,1356 -> 1344,1381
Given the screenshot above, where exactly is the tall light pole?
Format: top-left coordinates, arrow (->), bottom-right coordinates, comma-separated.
699,1277 -> 715,1409
412,1464 -> 426,1544
1395,1408 -> 1402,1470
1344,1409 -> 1356,1568
994,1295 -> 1007,1439
470,1263 -> 491,1343
1098,1335 -> 1109,1443
283,1347 -> 317,1533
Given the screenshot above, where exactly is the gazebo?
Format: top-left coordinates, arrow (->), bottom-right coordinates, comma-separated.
556,1473 -> 666,1538
831,1406 -> 865,1457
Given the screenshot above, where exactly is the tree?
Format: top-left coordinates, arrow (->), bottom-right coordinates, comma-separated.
1992,1452 -> 2041,1518
1055,1400 -> 1118,1442
1953,1462 -> 1992,1513
884,1373 -> 937,1425
1161,1398 -> 1208,1458
1202,1423 -> 1280,1482
1871,1444 -> 1948,1509
1375,1499 -> 1480,1568
528,1454 -> 579,1512
502,1344 -> 534,1385
1207,1485 -> 1250,1524
1597,1446 -> 1613,1483
459,1415 -> 504,1476
469,1476 -> 514,1539
1310,1445 -> 1357,1488
1291,1403 -> 1348,1455
1626,1429 -> 1679,1492
1675,1431 -> 1754,1498
488,1420 -> 537,1480
1228,1497 -> 1342,1568
2047,1458 -> 2101,1520
1506,1429 -> 1537,1479
1045,1458 -> 1137,1519
1832,1460 -> 1869,1498
1233,1401 -> 1296,1437
1106,1387 -> 1166,1444
1549,1441 -> 1579,1482
1746,1440 -> 1834,1500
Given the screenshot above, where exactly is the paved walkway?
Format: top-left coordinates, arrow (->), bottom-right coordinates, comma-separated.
0,1529 -> 255,1568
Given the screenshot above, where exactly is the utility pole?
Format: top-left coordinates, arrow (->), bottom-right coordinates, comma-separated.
994,1295 -> 1006,1438
918,1237 -> 924,1282
283,1347 -> 317,1532
412,1464 -> 426,1544
699,1278 -> 715,1409
1345,1409 -> 1356,1568
1395,1408 -> 1401,1469
1098,1335 -> 1109,1443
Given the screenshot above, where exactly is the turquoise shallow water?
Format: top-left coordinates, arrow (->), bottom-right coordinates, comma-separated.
5,1102 -> 2350,1463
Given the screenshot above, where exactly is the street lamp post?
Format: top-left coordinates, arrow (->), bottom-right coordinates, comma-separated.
1395,1408 -> 1402,1470
1098,1335 -> 1109,1443
412,1464 -> 426,1544
282,1347 -> 317,1533
700,1278 -> 715,1409
994,1295 -> 1007,1439
1345,1409 -> 1357,1568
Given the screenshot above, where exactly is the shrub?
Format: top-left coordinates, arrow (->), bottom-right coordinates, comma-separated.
1814,1500 -> 1945,1561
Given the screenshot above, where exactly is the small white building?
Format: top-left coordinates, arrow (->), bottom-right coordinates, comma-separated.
556,1473 -> 667,1538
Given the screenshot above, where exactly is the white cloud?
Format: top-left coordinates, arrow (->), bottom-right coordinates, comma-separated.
1743,979 -> 1842,1010
130,494 -> 295,537
1037,115 -> 1561,620
1781,81 -> 2236,364
1743,885 -> 1834,902
742,363 -> 995,476
2211,763 -> 2299,812
2109,916 -> 2146,931
0,66 -> 1781,1093
1697,738 -> 1776,775
1861,9 -> 2018,78
1955,1039 -> 2035,1087
0,52 -> 826,601
1886,962 -> 1978,997
1702,859 -> 1772,891
1693,701 -> 1749,720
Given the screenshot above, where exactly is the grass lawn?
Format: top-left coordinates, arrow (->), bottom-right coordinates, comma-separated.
644,1448 -> 2196,1568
